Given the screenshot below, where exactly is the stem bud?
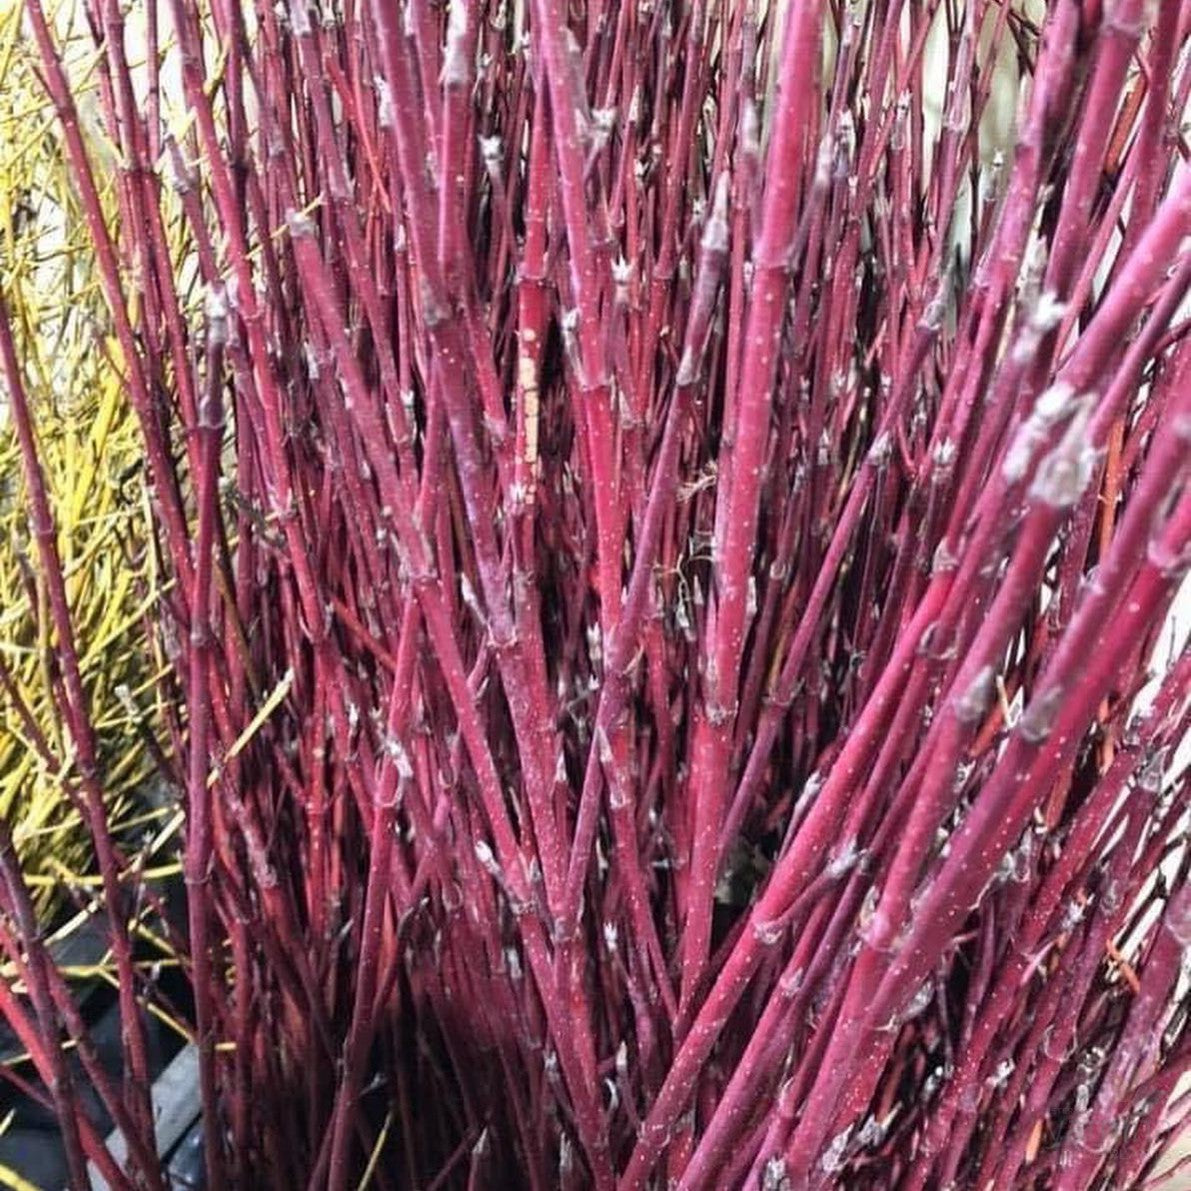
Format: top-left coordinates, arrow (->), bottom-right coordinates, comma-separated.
954,666 -> 995,723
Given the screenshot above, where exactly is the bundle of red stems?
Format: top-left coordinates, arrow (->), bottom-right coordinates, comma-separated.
1,0 -> 1190,1187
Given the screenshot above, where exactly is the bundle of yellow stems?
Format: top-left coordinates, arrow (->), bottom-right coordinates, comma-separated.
0,0 -> 172,920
